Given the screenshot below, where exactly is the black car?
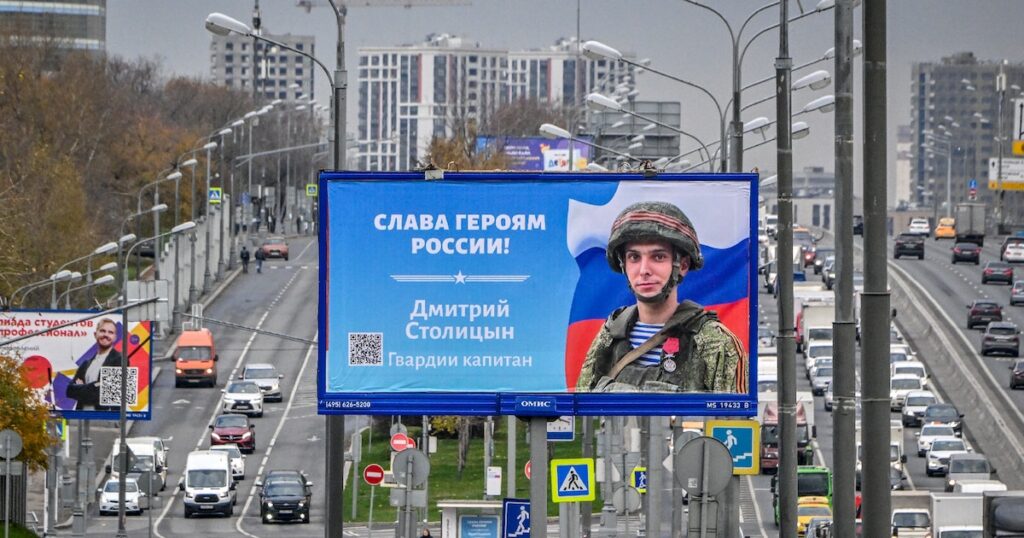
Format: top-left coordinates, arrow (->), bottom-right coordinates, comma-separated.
966,300 -> 1002,330
812,248 -> 834,275
981,321 -> 1020,356
893,233 -> 924,259
853,215 -> 864,235
1010,359 -> 1024,389
257,471 -> 313,524
922,403 -> 964,437
982,261 -> 1014,284
951,242 -> 981,264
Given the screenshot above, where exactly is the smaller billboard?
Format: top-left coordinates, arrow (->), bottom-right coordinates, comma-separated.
476,137 -> 591,171
988,157 -> 1024,191
0,311 -> 153,420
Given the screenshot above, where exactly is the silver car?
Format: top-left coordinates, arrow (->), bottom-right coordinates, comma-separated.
240,363 -> 283,402
810,366 -> 833,396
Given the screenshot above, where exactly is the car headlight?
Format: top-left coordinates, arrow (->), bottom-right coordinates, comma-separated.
205,368 -> 214,374
219,491 -> 230,499
298,500 -> 306,507
948,479 -> 956,488
265,501 -> 274,508
175,368 -> 183,374
185,491 -> 193,499
242,431 -> 252,439
211,432 -> 221,440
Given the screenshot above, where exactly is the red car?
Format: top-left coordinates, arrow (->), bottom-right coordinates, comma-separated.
260,236 -> 289,260
210,414 -> 256,453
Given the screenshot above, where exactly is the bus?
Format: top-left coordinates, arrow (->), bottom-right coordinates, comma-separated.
772,465 -> 833,525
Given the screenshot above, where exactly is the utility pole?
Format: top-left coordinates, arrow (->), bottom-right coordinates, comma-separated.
861,1 -> 892,536
774,1 -> 797,536
996,61 -> 1007,233
832,1 -> 857,536
251,0 -> 261,101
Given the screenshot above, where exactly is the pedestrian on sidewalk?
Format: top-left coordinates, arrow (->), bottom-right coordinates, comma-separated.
254,246 -> 266,273
240,246 -> 250,273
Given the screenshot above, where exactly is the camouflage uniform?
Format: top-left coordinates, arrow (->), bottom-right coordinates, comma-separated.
574,200 -> 749,393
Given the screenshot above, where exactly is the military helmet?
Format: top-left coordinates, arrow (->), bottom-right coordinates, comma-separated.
605,201 -> 704,272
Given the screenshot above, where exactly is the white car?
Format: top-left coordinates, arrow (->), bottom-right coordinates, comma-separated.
891,362 -> 929,387
807,357 -> 833,381
804,342 -> 833,370
99,477 -> 143,515
810,366 -> 833,396
916,423 -> 956,456
240,363 -> 283,402
222,380 -> 265,417
926,436 -> 971,476
128,436 -> 170,472
908,218 -> 931,237
1005,243 -> 1024,263
901,390 -> 937,427
890,374 -> 925,411
210,444 -> 246,480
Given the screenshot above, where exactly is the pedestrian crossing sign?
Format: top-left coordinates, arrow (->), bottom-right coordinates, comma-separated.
306,183 -> 318,197
551,458 -> 595,502
208,187 -> 223,205
706,419 -> 760,475
630,467 -> 647,493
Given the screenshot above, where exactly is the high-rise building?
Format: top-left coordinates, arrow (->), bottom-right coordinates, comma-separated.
909,52 -> 1024,221
209,31 -> 315,102
0,0 -> 106,53
894,125 -> 913,209
356,34 -> 636,171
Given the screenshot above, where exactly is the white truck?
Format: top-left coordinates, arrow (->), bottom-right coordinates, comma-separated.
929,492 -> 983,538
891,491 -> 933,538
798,301 -> 836,352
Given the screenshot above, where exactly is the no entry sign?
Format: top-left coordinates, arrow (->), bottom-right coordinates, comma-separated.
363,463 -> 385,486
391,433 -> 413,452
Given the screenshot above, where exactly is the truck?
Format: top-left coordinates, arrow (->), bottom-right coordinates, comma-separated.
759,397 -> 816,473
954,202 -> 986,246
891,491 -> 933,538
929,492 -> 983,538
797,301 -> 836,352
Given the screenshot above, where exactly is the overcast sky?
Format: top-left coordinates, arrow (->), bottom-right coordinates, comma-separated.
107,1 -> 1024,195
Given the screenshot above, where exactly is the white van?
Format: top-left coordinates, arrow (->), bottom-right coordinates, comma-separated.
180,450 -> 236,517
107,441 -> 166,493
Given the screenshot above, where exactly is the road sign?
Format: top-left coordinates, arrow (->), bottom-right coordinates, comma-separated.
306,183 -> 318,197
363,463 -> 385,486
612,486 -> 642,513
551,458 -> 595,502
392,448 -> 429,488
241,192 -> 251,206
1014,98 -> 1023,144
630,466 -> 647,493
706,419 -> 760,475
208,187 -> 223,205
390,432 -> 412,452
988,158 -> 1024,190
0,430 -> 23,460
675,436 -> 733,496
969,178 -> 978,190
547,416 -> 574,442
502,498 -> 531,538
524,461 -> 531,480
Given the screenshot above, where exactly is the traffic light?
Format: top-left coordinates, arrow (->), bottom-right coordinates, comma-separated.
984,491 -> 1024,537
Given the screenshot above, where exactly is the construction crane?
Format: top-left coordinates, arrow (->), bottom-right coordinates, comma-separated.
296,0 -> 469,13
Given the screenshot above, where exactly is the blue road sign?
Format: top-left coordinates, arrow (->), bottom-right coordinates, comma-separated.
208,187 -> 223,205
706,420 -> 760,475
502,498 -> 531,538
969,178 -> 978,190
241,192 -> 251,206
551,458 -> 595,502
631,467 -> 647,493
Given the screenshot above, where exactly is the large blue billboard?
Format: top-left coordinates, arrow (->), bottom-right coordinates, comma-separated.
318,171 -> 757,416
475,137 -> 592,171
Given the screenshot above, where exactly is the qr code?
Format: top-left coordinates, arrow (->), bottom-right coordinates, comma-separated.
99,366 -> 138,407
348,332 -> 383,366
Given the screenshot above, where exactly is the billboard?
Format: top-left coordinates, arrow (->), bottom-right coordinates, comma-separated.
318,171 -> 756,416
0,312 -> 153,420
476,137 -> 592,171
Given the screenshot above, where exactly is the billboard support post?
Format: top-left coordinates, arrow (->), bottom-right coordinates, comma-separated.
529,418 -> 548,538
507,417 -> 516,498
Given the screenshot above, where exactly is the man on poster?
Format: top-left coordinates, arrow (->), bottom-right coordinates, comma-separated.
575,201 -> 748,393
66,317 -> 122,410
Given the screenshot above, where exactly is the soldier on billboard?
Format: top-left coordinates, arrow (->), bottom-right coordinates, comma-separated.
575,201 -> 748,393
66,317 -> 122,410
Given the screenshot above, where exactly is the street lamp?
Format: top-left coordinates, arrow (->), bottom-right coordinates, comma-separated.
539,122 -> 642,166
59,275 -> 115,308
202,141 -> 218,294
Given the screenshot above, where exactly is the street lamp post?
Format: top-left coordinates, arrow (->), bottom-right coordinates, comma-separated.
539,122 -> 644,166
217,128 -> 232,280
202,141 -> 218,294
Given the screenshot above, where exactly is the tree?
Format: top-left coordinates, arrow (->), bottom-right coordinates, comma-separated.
424,118 -> 508,171
481,98 -> 573,138
0,355 -> 54,471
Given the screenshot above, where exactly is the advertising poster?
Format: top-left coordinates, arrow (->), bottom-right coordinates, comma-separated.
0,311 -> 153,420
476,137 -> 592,171
319,171 -> 756,416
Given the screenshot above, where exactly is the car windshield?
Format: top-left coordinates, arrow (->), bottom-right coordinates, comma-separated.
988,262 -> 1011,269
808,328 -> 833,340
950,459 -> 988,473
990,326 -> 1017,336
932,440 -> 966,451
894,366 -> 924,377
794,230 -> 813,243
926,406 -> 958,419
266,483 -> 305,497
131,455 -> 155,472
974,302 -> 998,310
264,237 -> 285,245
1015,283 -> 1024,291
809,345 -> 833,358
890,352 -> 909,363
245,367 -> 277,379
179,346 -> 210,360
892,378 -> 921,390
893,512 -> 931,527
227,382 -> 261,394
215,415 -> 248,428
799,506 -> 831,517
105,480 -> 137,493
758,380 -> 778,392
188,469 -> 227,488
906,396 -> 936,407
955,243 -> 976,250
814,367 -> 833,378
921,426 -> 954,437
797,473 -> 830,496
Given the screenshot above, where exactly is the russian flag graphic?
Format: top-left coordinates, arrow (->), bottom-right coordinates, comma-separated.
563,182 -> 752,390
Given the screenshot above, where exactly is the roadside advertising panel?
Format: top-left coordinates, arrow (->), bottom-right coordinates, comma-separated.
0,311 -> 153,420
476,137 -> 592,171
318,171 -> 757,416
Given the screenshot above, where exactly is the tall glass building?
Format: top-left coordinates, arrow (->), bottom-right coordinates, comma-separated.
0,0 -> 106,53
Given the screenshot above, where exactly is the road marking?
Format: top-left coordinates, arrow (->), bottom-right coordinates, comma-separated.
743,474 -> 769,538
234,334 -> 317,536
153,266 -> 308,538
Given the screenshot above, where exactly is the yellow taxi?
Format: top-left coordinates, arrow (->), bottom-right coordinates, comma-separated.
935,217 -> 956,239
796,496 -> 833,536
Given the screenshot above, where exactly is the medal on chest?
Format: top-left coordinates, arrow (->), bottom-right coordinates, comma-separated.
661,337 -> 680,373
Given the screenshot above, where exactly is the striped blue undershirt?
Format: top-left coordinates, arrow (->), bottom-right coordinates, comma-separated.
629,322 -> 665,367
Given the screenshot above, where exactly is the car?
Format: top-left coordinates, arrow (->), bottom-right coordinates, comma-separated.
922,403 -> 964,436
892,509 -> 932,537
257,470 -> 314,525
812,248 -> 834,275
945,453 -> 994,492
805,517 -> 833,538
240,363 -> 284,402
900,390 -> 937,426
758,325 -> 778,355
1011,281 -> 1024,306
127,436 -> 170,473
907,217 -> 931,237
796,498 -> 832,536
810,366 -> 833,396
925,436 -> 971,477
966,300 -> 1002,330
1005,243 -> 1024,263
762,260 -> 778,294
821,255 -> 836,289
852,214 -> 864,235
260,236 -> 289,260
210,443 -> 246,480
891,362 -> 929,388
934,217 -> 956,240
889,374 -> 924,411
951,242 -> 981,264
981,321 -> 1020,356
1010,359 -> 1024,389
209,414 -> 256,453
999,236 -> 1024,261
893,232 -> 925,259
222,381 -> 265,417
804,342 -> 833,369
889,347 -> 914,364
807,357 -> 833,381
982,261 -> 1014,285
98,477 -> 144,515
916,423 -> 956,456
